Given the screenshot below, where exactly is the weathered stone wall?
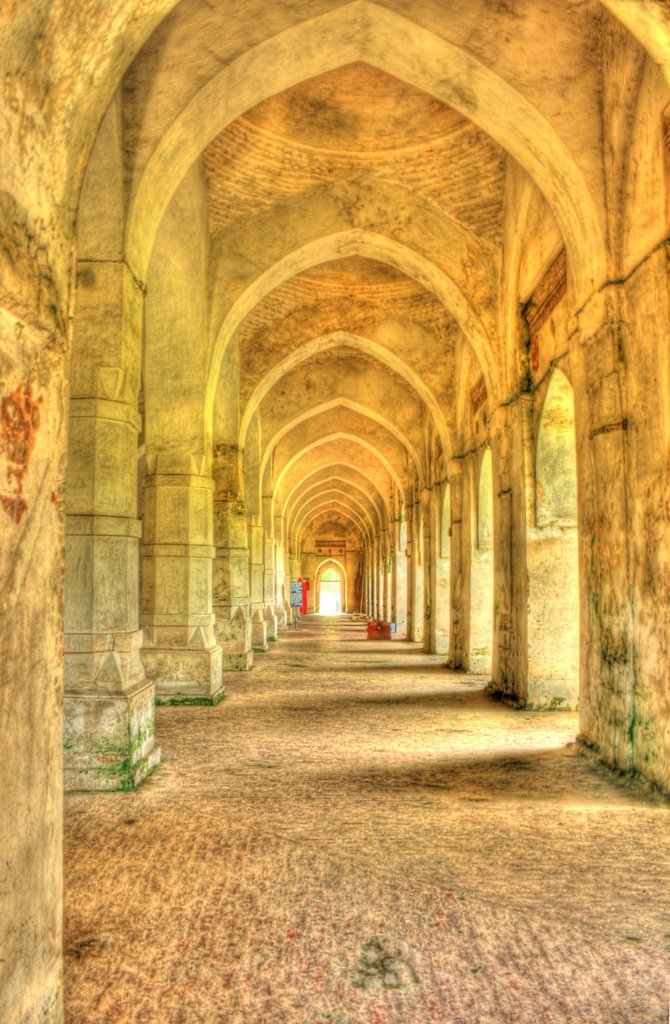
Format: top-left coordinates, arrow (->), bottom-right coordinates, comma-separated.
4,5 -> 670,1023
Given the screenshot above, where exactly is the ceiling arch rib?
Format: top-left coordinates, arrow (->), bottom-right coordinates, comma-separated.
599,0 -> 670,83
240,332 -> 449,461
207,178 -> 496,389
127,1 -> 606,303
290,486 -> 379,538
260,398 -> 424,488
283,466 -> 387,531
296,507 -> 372,552
286,475 -> 384,535
298,510 -> 368,553
207,228 -> 492,433
272,420 -> 409,502
295,498 -> 372,546
276,433 -> 401,505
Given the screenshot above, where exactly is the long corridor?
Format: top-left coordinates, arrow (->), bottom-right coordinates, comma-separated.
64,618 -> 670,1024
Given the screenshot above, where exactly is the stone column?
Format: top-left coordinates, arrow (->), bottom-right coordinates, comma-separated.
613,250 -> 670,789
489,403 -> 529,702
392,517 -> 408,637
64,264 -> 160,791
212,446 -> 253,670
263,534 -> 279,639
381,527 -> 391,622
249,518 -> 268,650
433,484 -> 451,655
409,505 -> 424,642
447,458 -> 470,668
422,492 -> 434,653
140,453 -> 223,705
274,540 -> 288,629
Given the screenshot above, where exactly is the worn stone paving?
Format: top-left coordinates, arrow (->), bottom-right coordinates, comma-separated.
64,616 -> 670,1024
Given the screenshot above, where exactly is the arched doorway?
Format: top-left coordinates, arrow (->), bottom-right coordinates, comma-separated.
316,559 -> 347,614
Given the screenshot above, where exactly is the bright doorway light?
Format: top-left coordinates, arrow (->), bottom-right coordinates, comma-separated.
319,567 -> 342,614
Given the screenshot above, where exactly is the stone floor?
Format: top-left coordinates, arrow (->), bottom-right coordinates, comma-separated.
64,616 -> 670,1024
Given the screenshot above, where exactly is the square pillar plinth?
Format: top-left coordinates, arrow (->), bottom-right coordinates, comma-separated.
143,639 -> 224,706
141,469 -> 223,704
215,609 -> 253,671
213,503 -> 253,671
63,677 -> 161,792
251,609 -> 269,652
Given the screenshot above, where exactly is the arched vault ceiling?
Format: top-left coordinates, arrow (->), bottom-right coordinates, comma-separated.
300,508 -> 366,551
126,0 -> 607,298
299,507 -> 368,550
262,401 -> 423,497
295,493 -> 373,538
206,227 -> 492,422
277,438 -> 398,508
284,466 -> 387,528
205,186 -> 497,396
256,350 -> 428,467
203,63 -> 506,245
288,480 -> 382,536
229,263 -> 457,452
269,412 -> 414,496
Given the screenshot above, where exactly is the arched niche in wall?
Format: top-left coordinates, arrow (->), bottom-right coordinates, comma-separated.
470,448 -> 494,674
536,369 -> 578,527
527,368 -> 580,709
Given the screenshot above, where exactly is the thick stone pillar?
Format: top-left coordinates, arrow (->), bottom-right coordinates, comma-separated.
571,272 -> 670,784
448,459 -> 470,668
1,311 -> 66,1023
211,445 -> 252,671
274,540 -> 288,629
64,263 -> 160,790
393,518 -> 408,637
571,290 -> 631,766
489,403 -> 529,702
432,484 -> 451,655
422,493 -> 434,653
263,535 -> 279,639
381,527 -> 391,622
409,507 -> 424,642
249,519 -> 268,650
141,455 -> 223,704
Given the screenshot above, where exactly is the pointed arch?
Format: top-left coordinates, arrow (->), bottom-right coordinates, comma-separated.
127,1 -> 606,302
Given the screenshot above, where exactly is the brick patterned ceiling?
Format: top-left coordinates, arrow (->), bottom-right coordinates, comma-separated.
202,62 -> 506,246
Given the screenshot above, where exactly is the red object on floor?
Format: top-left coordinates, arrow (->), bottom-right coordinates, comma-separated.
367,620 -> 392,640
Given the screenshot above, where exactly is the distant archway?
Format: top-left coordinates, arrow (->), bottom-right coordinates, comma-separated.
316,559 -> 347,615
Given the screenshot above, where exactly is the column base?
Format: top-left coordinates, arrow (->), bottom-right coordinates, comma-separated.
63,678 -> 161,792
264,608 -> 278,642
251,610 -> 268,652
525,677 -> 579,711
214,607 -> 253,672
223,650 -> 254,671
143,645 -> 224,705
